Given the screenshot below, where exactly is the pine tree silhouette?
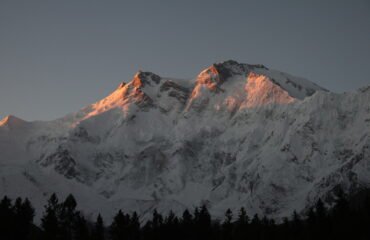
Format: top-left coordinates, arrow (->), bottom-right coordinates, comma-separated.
250,214 -> 261,240
59,194 -> 78,240
234,207 -> 249,240
41,194 -> 60,240
13,197 -> 35,240
41,193 -> 60,240
221,209 -> 233,240
74,213 -> 90,240
2,190 -> 370,240
110,210 -> 127,240
0,196 -> 14,239
163,210 -> 179,240
93,214 -> 105,240
129,211 -> 140,240
181,209 -> 193,240
198,205 -> 211,240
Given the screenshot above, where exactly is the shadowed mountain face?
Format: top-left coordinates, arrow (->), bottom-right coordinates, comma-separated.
0,60 -> 368,222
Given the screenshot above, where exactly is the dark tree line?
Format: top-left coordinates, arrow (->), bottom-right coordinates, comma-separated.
0,196 -> 35,240
1,189 -> 370,240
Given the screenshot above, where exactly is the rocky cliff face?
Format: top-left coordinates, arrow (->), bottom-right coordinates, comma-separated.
0,60 -> 368,222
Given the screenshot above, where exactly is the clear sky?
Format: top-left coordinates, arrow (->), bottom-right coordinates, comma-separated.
0,0 -> 369,121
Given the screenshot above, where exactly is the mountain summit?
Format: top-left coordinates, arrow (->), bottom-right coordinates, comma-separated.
0,115 -> 27,129
68,60 -> 326,125
0,60 -> 368,222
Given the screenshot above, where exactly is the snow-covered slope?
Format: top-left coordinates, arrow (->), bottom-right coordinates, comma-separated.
0,60 -> 368,223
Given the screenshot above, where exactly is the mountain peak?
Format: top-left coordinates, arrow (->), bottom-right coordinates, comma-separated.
195,60 -> 238,87
213,59 -> 240,68
117,81 -> 126,89
211,60 -> 248,81
132,71 -> 161,88
0,115 -> 26,127
186,60 -> 328,112
68,61 -> 328,125
197,60 -> 269,88
213,60 -> 268,77
116,71 -> 162,90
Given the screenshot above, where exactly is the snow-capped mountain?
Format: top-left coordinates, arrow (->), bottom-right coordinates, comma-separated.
0,60 -> 369,222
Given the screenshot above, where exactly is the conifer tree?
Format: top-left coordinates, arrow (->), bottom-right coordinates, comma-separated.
181,209 -> 193,239
234,207 -> 249,240
222,209 -> 233,240
41,194 -> 60,240
110,210 -> 126,240
236,207 -> 249,225
129,211 -> 140,240
199,205 -> 211,227
59,194 -> 78,240
74,213 -> 90,240
165,210 -> 177,225
93,214 -> 105,240
182,209 -> 193,226
152,209 -> 163,229
250,214 -> 261,240
0,196 -> 14,239
163,211 -> 178,240
13,198 -> 35,240
198,205 -> 211,240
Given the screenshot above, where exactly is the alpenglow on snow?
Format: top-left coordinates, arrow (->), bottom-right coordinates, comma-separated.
0,60 -> 369,222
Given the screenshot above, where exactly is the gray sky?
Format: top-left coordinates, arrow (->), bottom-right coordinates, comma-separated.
0,0 -> 369,121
